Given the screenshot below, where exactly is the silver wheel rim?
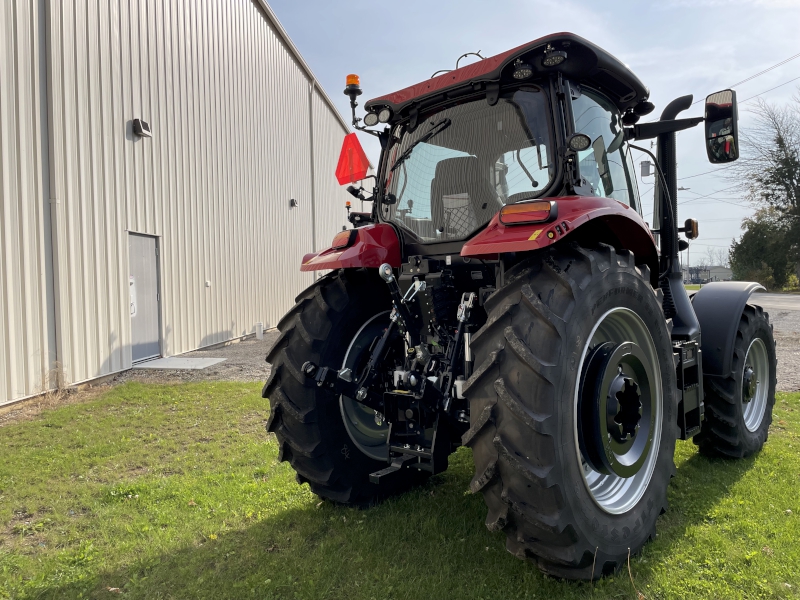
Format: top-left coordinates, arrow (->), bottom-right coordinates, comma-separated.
573,307 -> 664,515
339,311 -> 391,460
742,337 -> 769,433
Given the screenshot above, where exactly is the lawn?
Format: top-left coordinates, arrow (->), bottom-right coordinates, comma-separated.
1,383 -> 799,600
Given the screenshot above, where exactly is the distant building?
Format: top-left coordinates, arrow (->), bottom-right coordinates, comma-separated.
681,266 -> 731,283
708,266 -> 732,281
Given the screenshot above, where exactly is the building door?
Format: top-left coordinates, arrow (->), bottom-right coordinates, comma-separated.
128,233 -> 161,362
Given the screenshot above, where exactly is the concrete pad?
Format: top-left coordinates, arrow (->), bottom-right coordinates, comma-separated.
134,357 -> 226,370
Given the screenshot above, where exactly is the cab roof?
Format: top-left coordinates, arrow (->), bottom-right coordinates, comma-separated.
364,32 -> 649,118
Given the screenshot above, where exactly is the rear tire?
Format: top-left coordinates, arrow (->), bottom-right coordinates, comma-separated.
264,269 -> 427,505
464,243 -> 677,580
695,303 -> 777,458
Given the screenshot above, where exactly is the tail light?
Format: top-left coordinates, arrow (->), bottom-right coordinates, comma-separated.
331,229 -> 357,250
499,201 -> 557,225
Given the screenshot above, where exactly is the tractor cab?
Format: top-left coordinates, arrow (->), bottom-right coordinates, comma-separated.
361,33 -> 651,247
351,34 -> 652,234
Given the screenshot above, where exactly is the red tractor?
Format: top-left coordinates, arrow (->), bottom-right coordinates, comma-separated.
264,33 -> 777,579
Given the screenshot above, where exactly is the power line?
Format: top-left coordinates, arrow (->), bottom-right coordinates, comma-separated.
689,51 -> 800,105
729,52 -> 800,88
679,198 -> 750,207
678,166 -> 733,181
739,75 -> 800,104
682,183 -> 741,199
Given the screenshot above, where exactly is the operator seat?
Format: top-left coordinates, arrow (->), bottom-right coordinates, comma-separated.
430,156 -> 501,239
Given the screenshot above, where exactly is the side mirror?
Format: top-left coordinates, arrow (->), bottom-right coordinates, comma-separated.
704,89 -> 739,164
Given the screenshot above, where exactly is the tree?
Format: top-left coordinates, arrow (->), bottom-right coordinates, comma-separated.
705,247 -> 730,269
730,207 -> 793,289
730,91 -> 800,288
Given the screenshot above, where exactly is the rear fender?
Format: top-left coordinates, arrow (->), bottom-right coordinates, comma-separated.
300,223 -> 401,272
461,196 -> 658,280
691,282 -> 765,377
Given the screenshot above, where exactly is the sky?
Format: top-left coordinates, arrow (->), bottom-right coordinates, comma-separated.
269,0 -> 800,266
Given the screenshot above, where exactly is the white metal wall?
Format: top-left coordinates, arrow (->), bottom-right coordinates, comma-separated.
0,0 -> 55,403
0,0 -> 354,405
313,87 -> 355,248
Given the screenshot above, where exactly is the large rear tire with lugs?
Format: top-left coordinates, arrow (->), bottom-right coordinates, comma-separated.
464,242 -> 678,580
695,303 -> 777,458
263,268 -> 427,506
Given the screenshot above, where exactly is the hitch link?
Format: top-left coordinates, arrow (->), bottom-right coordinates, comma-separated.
441,292 -> 476,411
379,263 -> 419,345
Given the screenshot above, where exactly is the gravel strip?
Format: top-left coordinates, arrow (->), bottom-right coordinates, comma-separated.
771,309 -> 800,392
112,330 -> 281,386
2,302 -> 798,429
113,304 -> 800,393
87,300 -> 800,392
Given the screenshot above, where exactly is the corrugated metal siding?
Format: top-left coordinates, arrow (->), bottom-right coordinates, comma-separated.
1,0 -> 355,405
0,0 -> 54,402
312,87 -> 352,251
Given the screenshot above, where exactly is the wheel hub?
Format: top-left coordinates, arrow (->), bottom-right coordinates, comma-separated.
578,341 -> 656,479
742,366 -> 756,403
608,373 -> 642,443
339,312 -> 396,461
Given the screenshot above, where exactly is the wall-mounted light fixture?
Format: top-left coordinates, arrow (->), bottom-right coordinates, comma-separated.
133,118 -> 152,138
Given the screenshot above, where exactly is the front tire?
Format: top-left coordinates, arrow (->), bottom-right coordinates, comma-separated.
695,303 -> 777,458
464,243 -> 677,579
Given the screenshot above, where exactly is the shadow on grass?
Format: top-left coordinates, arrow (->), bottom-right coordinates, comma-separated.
33,445 -> 754,600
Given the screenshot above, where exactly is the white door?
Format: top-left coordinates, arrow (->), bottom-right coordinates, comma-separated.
129,233 -> 161,362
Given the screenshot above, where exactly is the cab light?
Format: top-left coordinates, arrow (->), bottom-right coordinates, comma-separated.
499,201 -> 557,225
378,107 -> 393,123
346,74 -> 360,86
331,229 -> 357,250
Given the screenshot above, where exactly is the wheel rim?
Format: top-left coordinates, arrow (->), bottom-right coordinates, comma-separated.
573,308 -> 664,515
339,311 -> 392,461
742,337 -> 769,433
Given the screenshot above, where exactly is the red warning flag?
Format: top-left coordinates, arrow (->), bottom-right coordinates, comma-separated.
335,133 -> 370,185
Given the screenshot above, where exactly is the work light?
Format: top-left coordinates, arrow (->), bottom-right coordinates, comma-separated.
543,47 -> 567,67
378,107 -> 393,123
512,59 -> 533,80
567,133 -> 591,151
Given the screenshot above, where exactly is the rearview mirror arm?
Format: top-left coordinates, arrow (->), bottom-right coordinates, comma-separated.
624,116 -> 704,141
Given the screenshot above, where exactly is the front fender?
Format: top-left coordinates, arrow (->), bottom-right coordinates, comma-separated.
461,196 -> 657,270
300,223 -> 402,272
691,282 -> 765,377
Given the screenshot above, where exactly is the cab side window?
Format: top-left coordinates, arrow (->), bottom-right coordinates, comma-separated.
571,89 -> 639,211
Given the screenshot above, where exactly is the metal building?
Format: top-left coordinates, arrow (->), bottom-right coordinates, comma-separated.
0,0 -> 353,405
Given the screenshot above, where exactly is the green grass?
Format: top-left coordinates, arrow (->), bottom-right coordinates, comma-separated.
1,383 -> 799,599
684,284 -> 702,291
